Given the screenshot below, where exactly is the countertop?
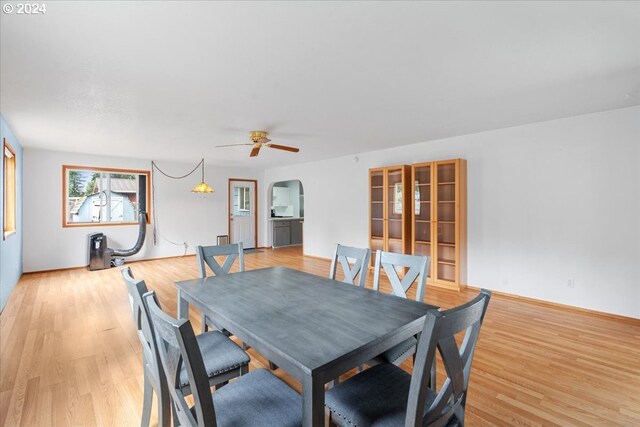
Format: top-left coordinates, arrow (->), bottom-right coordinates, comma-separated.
269,217 -> 304,221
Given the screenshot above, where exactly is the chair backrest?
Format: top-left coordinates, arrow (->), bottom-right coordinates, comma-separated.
329,244 -> 371,287
372,250 -> 430,302
196,243 -> 244,278
121,267 -> 165,388
144,291 -> 218,427
405,290 -> 491,427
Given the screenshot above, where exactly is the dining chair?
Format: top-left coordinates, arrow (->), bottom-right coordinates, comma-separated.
144,291 -> 302,427
371,250 -> 430,366
325,290 -> 492,427
329,244 -> 371,287
122,267 -> 171,427
122,267 -> 250,427
196,243 -> 244,334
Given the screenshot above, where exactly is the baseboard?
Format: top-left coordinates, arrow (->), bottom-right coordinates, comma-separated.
466,285 -> 640,325
22,253 -> 196,275
303,253 -> 331,262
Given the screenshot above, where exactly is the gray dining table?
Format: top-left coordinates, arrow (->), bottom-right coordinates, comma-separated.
176,266 -> 436,427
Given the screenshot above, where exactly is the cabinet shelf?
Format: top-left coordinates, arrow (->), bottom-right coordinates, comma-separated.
438,201 -> 455,203
371,218 -> 383,221
438,259 -> 456,266
416,183 -> 430,186
371,186 -> 384,189
388,219 -> 402,222
371,201 -> 383,204
437,242 -> 455,247
415,240 -> 431,244
438,221 -> 455,224
438,181 -> 455,185
415,220 -> 431,223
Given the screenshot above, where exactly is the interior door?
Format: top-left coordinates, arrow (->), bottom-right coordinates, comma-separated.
230,180 -> 256,249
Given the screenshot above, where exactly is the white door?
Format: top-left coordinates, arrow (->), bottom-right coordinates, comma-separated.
230,181 -> 256,249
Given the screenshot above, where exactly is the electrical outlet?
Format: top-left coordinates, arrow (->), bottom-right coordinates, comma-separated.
567,279 -> 575,288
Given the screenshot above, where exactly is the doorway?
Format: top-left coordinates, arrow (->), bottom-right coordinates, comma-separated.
228,179 -> 258,249
267,179 -> 304,249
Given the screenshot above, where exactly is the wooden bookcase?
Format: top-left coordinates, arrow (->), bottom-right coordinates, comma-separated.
411,159 -> 467,290
369,165 -> 411,267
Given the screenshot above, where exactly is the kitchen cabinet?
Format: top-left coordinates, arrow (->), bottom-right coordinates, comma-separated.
272,219 -> 304,247
274,221 -> 291,247
272,186 -> 290,206
290,220 -> 303,245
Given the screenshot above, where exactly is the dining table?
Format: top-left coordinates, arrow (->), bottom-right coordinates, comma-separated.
176,266 -> 436,427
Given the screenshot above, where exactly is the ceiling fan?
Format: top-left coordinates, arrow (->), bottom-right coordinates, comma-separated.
216,131 -> 300,157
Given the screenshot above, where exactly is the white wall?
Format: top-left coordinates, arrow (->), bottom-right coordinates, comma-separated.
23,149 -> 262,271
262,106 -> 640,318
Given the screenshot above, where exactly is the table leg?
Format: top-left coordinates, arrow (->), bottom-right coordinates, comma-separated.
177,289 -> 189,320
302,375 -> 325,427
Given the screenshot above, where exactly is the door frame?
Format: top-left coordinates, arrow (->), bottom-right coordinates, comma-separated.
228,178 -> 258,249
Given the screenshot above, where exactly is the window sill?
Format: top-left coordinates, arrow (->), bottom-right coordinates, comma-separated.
3,230 -> 16,240
63,221 -> 150,228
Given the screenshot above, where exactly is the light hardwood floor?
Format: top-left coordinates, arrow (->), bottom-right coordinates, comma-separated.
1,246 -> 639,426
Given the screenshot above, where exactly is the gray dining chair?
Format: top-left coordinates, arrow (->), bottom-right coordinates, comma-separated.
326,290 -> 492,427
196,243 -> 244,334
122,267 -> 171,427
122,267 -> 250,427
329,244 -> 371,287
143,291 -> 302,427
371,250 -> 430,366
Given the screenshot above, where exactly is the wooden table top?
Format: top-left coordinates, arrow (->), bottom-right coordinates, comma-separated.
176,266 -> 436,376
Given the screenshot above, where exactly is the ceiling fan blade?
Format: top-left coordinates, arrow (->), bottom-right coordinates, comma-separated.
216,143 -> 254,148
250,146 -> 261,157
268,144 -> 300,153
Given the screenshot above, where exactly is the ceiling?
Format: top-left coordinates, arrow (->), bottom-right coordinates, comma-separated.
1,1 -> 639,167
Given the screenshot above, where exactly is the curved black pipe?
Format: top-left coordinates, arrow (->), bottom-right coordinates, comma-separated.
110,210 -> 147,257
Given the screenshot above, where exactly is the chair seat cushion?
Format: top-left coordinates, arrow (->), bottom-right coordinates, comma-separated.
193,369 -> 302,427
325,364 -> 434,427
179,331 -> 250,387
374,336 -> 417,365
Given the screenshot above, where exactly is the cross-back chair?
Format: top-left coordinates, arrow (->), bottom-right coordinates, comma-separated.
196,243 -> 244,334
144,291 -> 302,427
326,290 -> 492,427
122,267 -> 170,427
371,250 -> 430,366
329,244 -> 371,287
122,268 -> 250,427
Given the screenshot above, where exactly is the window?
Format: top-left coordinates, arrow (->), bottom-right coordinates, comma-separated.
233,186 -> 251,217
3,140 -> 16,239
238,187 -> 250,212
63,165 -> 150,227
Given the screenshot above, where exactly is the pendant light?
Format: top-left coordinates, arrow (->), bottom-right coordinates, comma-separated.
191,158 -> 214,194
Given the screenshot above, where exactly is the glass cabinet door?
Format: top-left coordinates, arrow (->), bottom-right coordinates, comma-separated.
434,161 -> 457,283
386,167 -> 404,254
370,169 -> 385,266
412,163 -> 432,279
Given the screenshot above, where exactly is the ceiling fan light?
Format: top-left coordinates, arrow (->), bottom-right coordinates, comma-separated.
192,181 -> 214,194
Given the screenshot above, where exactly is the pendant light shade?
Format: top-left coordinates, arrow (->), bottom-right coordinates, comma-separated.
191,158 -> 214,194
